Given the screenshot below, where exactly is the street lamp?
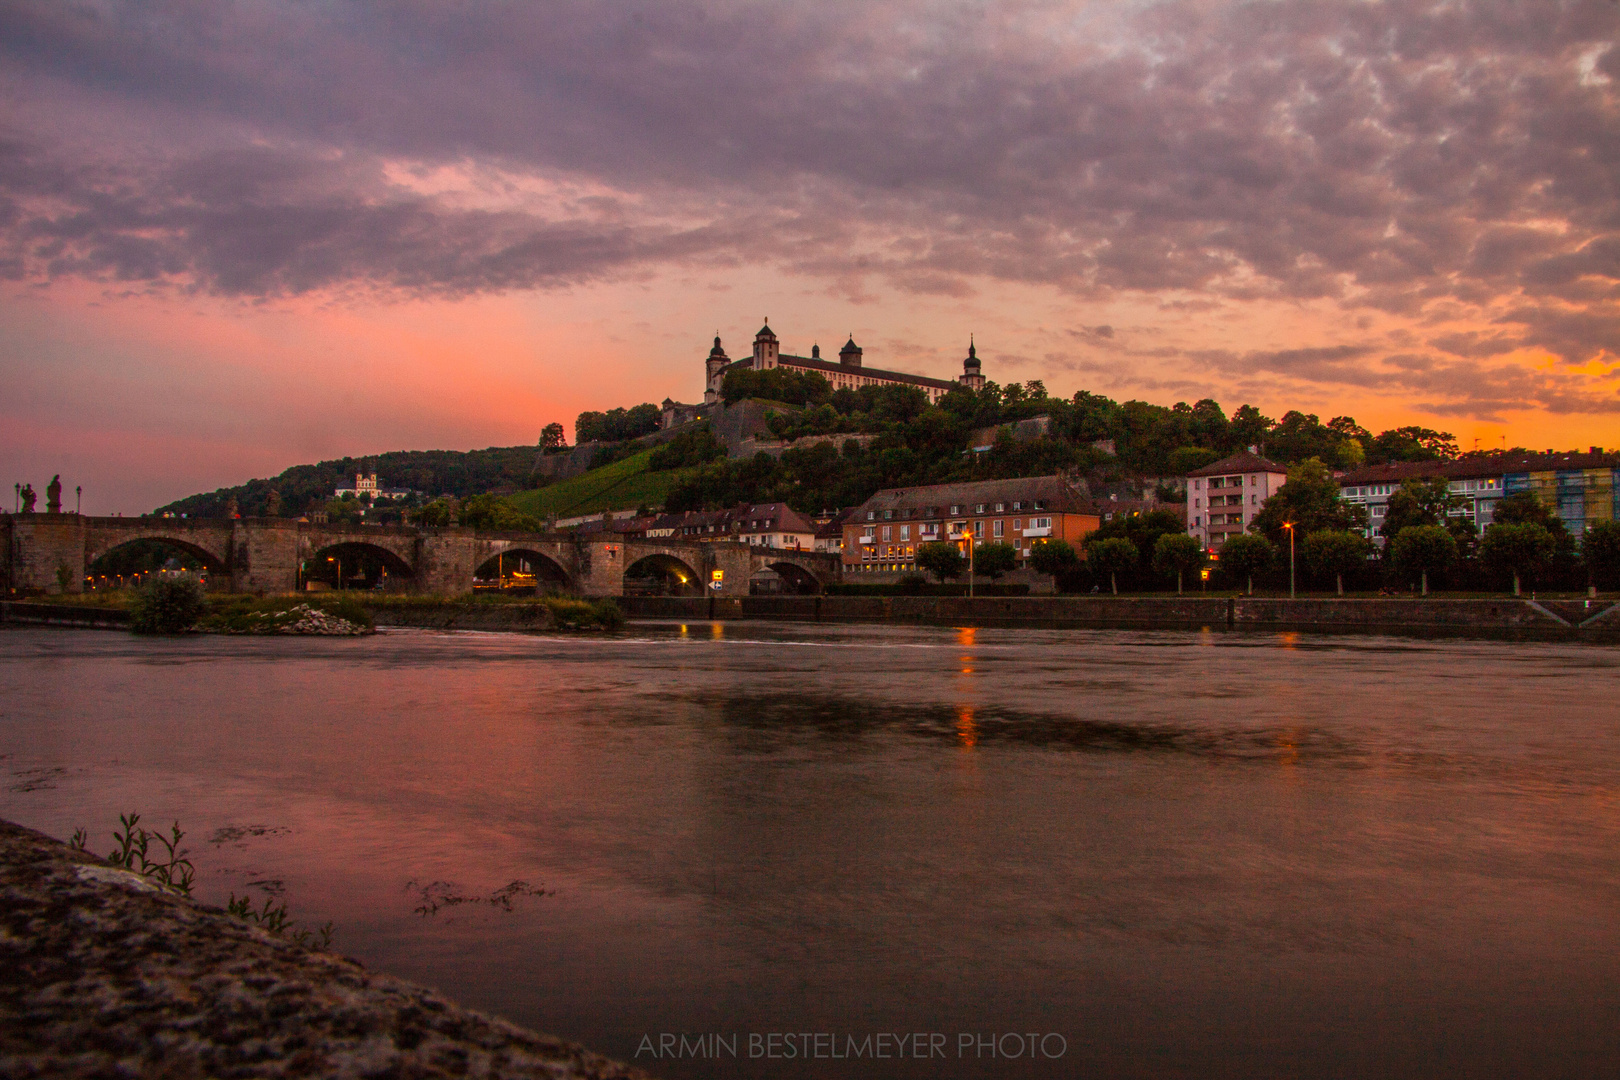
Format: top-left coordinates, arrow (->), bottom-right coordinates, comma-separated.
327,554 -> 340,590
76,486 -> 82,515
1282,521 -> 1296,599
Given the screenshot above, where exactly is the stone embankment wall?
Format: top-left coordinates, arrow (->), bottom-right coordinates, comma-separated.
0,819 -> 651,1080
619,595 -> 1620,639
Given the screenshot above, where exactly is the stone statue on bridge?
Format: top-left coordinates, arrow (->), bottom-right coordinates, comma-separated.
46,475 -> 62,514
20,484 -> 36,513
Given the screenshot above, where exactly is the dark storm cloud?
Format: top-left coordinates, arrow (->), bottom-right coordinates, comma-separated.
1,0 -> 1617,377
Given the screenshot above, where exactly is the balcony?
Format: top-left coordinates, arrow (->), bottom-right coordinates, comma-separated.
1022,526 -> 1051,538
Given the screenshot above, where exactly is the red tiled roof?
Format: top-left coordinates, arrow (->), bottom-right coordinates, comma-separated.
1185,450 -> 1287,478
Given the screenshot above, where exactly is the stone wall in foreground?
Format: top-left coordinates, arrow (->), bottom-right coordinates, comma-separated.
0,819 -> 652,1080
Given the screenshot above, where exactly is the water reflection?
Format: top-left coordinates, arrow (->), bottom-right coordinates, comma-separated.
3,624 -> 1619,1080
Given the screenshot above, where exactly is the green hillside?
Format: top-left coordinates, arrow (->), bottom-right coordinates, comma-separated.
506,450 -> 691,519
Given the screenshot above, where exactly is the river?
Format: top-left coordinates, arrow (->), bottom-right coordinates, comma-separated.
2,622 -> 1618,1078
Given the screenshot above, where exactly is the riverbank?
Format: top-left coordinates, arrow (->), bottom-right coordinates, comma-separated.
618,594 -> 1620,640
9,595 -> 1617,640
0,819 -> 651,1079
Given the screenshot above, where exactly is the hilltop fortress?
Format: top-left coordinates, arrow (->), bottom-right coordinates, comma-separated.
660,320 -> 987,429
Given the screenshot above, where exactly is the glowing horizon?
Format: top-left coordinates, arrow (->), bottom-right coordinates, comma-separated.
3,1 -> 1616,514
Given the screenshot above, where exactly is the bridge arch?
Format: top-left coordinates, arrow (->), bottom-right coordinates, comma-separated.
473,548 -> 572,592
306,540 -> 414,591
85,536 -> 227,591
625,552 -> 703,597
756,559 -> 825,595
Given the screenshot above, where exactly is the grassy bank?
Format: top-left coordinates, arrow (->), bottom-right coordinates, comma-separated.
505,449 -> 691,519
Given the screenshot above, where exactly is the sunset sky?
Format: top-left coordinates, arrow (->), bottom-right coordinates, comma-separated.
3,0 -> 1617,514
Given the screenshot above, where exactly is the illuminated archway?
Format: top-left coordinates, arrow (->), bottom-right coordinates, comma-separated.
86,537 -> 226,592
624,553 -> 703,597
306,541 -> 414,591
473,549 -> 572,593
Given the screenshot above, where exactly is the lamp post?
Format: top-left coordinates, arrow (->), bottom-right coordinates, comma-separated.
328,554 -> 340,590
1283,521 -> 1296,599
76,486 -> 82,515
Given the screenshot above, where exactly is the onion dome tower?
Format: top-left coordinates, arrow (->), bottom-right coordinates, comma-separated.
960,337 -> 985,390
703,335 -> 730,403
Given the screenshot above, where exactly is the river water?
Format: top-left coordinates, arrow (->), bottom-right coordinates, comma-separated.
2,622 -> 1617,1078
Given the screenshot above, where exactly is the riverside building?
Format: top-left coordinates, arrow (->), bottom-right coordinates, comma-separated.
1338,448 -> 1618,542
843,476 -> 1099,574
1184,450 -> 1288,551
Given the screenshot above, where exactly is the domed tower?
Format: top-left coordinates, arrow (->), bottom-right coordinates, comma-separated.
704,335 -> 729,403
752,320 -> 779,369
959,337 -> 985,390
838,335 -> 863,369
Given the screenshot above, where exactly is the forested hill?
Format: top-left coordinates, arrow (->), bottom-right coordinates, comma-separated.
152,445 -> 538,518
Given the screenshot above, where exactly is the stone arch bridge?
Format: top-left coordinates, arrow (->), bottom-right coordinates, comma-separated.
1,515 -> 840,597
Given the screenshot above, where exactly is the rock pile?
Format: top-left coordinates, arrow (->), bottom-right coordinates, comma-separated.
227,604 -> 372,635
280,604 -> 370,636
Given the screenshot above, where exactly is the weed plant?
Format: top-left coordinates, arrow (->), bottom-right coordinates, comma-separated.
69,811 -> 334,949
226,893 -> 335,949
69,812 -> 196,894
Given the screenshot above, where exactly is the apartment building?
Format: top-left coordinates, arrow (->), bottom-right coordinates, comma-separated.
1339,449 -> 1618,541
650,503 -> 817,550
843,476 -> 1099,573
1185,450 -> 1288,551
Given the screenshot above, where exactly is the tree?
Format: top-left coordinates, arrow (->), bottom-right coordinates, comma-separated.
1168,446 -> 1220,477
1389,525 -> 1457,596
1490,491 -> 1561,532
916,542 -> 965,583
1090,509 -> 1186,579
540,423 -> 568,453
1085,537 -> 1139,595
1152,533 -> 1205,593
264,489 -> 283,517
1381,476 -> 1468,539
1480,523 -> 1555,596
1582,521 -> 1620,590
575,403 -> 661,444
1368,426 -> 1459,464
1029,538 -> 1079,579
1302,529 -> 1370,596
1248,457 -> 1369,543
457,494 -> 543,532
1218,534 -> 1272,595
973,542 -> 1017,581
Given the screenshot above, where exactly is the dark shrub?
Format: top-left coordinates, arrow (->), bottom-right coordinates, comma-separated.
130,576 -> 206,634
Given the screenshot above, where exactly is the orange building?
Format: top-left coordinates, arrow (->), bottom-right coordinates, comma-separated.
843,476 -> 1100,573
